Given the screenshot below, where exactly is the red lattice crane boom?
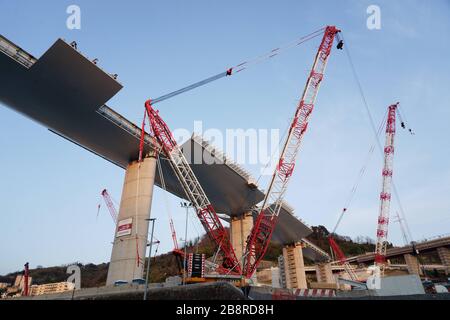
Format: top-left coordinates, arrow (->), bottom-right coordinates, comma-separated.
243,26 -> 341,278
101,189 -> 118,223
375,103 -> 399,266
143,100 -> 241,273
327,207 -> 360,281
23,262 -> 29,296
170,218 -> 180,252
328,235 -> 359,281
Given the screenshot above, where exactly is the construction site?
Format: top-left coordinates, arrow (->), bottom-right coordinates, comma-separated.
0,2 -> 449,302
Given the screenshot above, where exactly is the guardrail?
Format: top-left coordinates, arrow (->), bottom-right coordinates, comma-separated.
0,35 -> 36,68
416,233 -> 450,244
97,105 -> 157,149
346,235 -> 450,263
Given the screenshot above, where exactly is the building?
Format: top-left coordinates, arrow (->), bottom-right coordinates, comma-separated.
30,282 -> 75,296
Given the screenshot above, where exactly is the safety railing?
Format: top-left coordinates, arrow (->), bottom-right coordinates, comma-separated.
97,105 -> 157,150
0,35 -> 36,68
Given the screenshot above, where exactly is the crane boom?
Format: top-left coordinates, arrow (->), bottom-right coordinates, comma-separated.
375,103 -> 398,266
101,189 -> 118,223
328,236 -> 359,281
23,262 -> 29,296
144,100 -> 241,273
170,219 -> 180,252
328,211 -> 360,281
242,26 -> 340,278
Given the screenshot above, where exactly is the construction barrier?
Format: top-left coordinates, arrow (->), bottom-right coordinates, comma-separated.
293,288 -> 336,297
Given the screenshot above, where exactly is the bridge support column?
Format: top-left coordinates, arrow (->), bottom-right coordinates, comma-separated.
230,212 -> 253,268
315,263 -> 334,284
282,242 -> 307,289
404,253 -> 423,276
437,247 -> 450,275
106,154 -> 157,285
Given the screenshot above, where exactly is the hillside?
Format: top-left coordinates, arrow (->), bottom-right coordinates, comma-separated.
0,225 -> 376,289
0,263 -> 109,289
307,225 -> 377,258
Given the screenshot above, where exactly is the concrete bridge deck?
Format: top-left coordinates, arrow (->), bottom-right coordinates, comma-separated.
0,34 -> 316,247
346,236 -> 450,264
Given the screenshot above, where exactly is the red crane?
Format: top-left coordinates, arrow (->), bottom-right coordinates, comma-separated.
134,26 -> 341,277
143,100 -> 241,273
23,262 -> 29,296
328,234 -> 359,281
375,103 -> 399,267
101,189 -> 118,223
243,26 -> 341,278
328,208 -> 360,281
170,219 -> 182,253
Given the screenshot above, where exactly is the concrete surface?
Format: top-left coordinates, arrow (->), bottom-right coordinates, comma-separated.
230,212 -> 253,268
249,285 -> 450,300
282,243 -> 307,289
15,282 -> 247,300
0,35 -> 314,246
106,155 -> 157,285
315,263 -> 334,284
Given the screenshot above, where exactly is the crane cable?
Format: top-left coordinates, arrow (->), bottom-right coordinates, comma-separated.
139,27 -> 328,168
230,27 -> 326,74
255,114 -> 293,186
331,109 -> 388,235
188,208 -> 202,251
150,27 -> 326,105
339,32 -> 415,241
156,152 -> 180,251
138,26 -> 330,206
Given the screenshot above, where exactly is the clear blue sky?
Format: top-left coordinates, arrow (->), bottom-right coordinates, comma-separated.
0,1 -> 449,274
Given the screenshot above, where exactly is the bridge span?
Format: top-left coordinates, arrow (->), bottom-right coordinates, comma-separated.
346,236 -> 450,276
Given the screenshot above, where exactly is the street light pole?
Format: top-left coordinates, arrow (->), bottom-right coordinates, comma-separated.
143,218 -> 156,300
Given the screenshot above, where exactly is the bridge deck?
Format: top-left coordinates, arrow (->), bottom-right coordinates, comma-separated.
0,35 -> 316,247
346,236 -> 450,263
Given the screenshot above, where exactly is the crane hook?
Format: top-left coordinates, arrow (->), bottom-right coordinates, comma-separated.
336,32 -> 344,50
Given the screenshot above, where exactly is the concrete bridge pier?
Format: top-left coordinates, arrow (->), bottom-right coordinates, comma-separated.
230,212 -> 253,268
106,154 -> 157,285
282,242 -> 307,289
404,253 -> 423,276
437,247 -> 450,275
315,262 -> 334,284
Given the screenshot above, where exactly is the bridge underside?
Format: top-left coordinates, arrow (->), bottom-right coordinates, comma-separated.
0,34 -> 317,247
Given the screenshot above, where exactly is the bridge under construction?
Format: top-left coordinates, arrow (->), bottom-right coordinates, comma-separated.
1,27 -> 448,295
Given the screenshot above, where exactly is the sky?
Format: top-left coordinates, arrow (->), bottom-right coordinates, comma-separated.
0,0 -> 449,275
